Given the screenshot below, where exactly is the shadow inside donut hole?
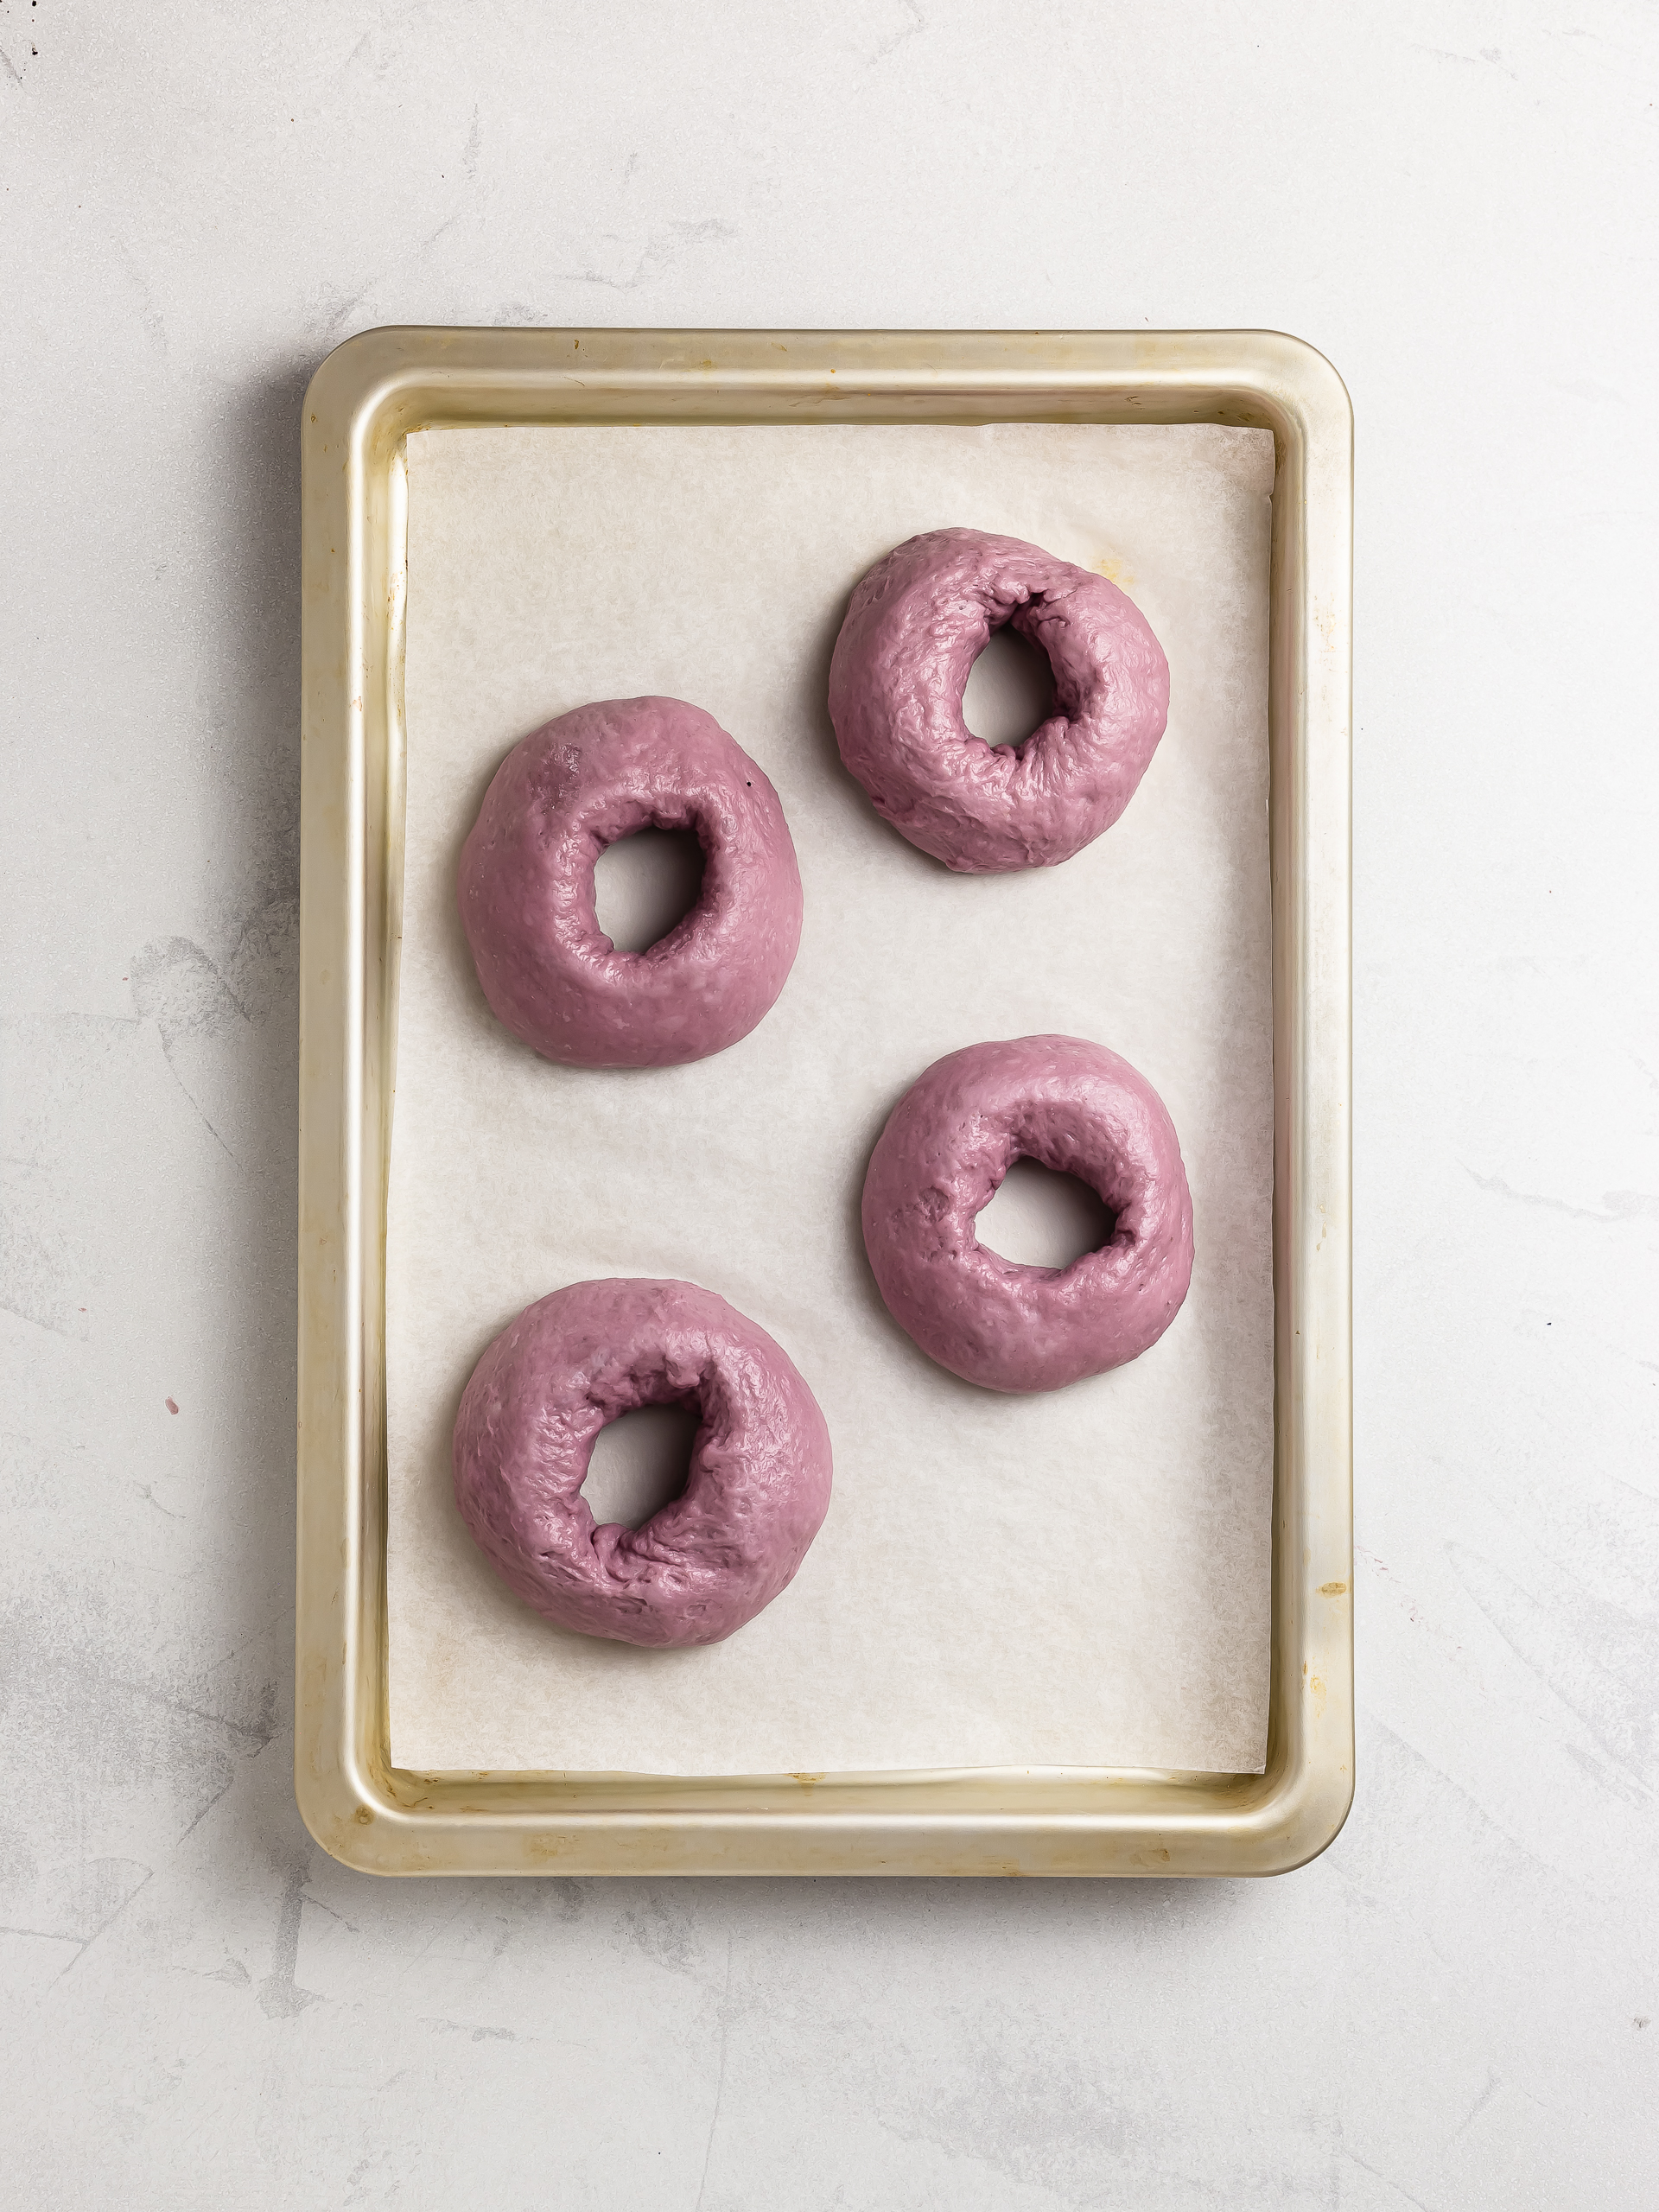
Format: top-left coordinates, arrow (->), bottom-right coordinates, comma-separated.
961,625 -> 1057,748
581,1404 -> 700,1530
976,1159 -> 1117,1270
594,828 -> 707,952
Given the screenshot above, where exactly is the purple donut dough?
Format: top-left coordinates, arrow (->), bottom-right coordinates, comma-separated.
458,696 -> 803,1068
861,1036 -> 1193,1394
453,1278 -> 834,1649
828,528 -> 1170,873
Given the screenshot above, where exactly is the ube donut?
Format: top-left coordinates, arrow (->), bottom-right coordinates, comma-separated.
453,1278 -> 833,1649
861,1036 -> 1193,1393
828,528 -> 1170,873
458,697 -> 802,1068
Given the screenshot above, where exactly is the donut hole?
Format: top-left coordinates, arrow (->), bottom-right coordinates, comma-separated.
975,1157 -> 1116,1270
581,1403 -> 699,1530
961,625 -> 1057,749
594,828 -> 706,953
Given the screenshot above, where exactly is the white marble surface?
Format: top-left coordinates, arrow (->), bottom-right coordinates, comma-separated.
1,3 -> 1654,2205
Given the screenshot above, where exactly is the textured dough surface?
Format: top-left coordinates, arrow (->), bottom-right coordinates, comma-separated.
829,527 -> 1170,872
862,1035 -> 1194,1393
459,696 -> 803,1067
453,1277 -> 834,1648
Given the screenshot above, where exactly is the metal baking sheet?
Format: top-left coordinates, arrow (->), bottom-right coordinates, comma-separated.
296,327 -> 1353,1876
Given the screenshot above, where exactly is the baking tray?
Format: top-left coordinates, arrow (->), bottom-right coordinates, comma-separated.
296,327 -> 1352,1877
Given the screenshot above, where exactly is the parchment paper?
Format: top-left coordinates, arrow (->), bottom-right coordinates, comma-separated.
389,423 -> 1275,1776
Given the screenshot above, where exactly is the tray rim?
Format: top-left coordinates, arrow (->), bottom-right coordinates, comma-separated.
296,325 -> 1353,1877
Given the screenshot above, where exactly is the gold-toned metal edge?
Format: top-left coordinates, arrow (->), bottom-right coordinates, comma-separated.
296,327 -> 1353,1877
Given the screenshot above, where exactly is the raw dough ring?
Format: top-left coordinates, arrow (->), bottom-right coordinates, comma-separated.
459,696 -> 803,1068
828,527 -> 1170,873
453,1278 -> 834,1648
861,1035 -> 1194,1393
